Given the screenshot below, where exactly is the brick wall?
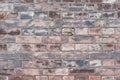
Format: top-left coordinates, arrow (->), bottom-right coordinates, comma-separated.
0,0 -> 120,80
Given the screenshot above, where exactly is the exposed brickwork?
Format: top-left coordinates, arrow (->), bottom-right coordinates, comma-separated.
0,0 -> 120,80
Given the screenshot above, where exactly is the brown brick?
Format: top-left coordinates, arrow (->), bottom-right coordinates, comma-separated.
89,75 -> 101,80
0,13 -> 6,20
49,11 -> 60,19
9,76 -> 22,80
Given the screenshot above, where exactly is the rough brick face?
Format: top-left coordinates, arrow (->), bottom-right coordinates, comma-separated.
0,0 -> 119,80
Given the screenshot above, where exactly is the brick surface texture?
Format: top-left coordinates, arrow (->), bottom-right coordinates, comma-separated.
0,0 -> 120,80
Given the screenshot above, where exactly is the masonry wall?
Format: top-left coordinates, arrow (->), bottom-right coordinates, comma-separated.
0,0 -> 120,80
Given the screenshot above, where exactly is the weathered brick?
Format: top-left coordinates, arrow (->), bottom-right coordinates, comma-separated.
22,76 -> 34,80
63,60 -> 88,67
0,76 -> 8,80
20,12 -> 34,19
34,11 -> 48,19
22,69 -> 40,75
109,20 -> 120,27
43,68 -> 69,75
97,4 -> 112,10
89,12 -> 102,19
0,44 -> 7,51
102,60 -> 115,66
89,28 -> 101,35
49,44 -> 61,51
118,11 -> 120,18
102,0 -> 116,3
7,44 -> 21,52
101,12 -> 116,19
22,28 -> 34,35
8,29 -> 20,35
49,28 -> 61,36
95,68 -> 115,75
36,76 -> 48,80
75,44 -> 88,51
9,76 -> 22,80
14,5 -> 28,12
8,60 -> 22,68
0,28 -> 7,35
89,60 -> 102,67
75,28 -> 88,35
102,44 -> 115,51
2,20 -> 19,28
49,11 -> 60,19
63,76 -> 74,80
34,27 -> 48,36
0,12 -> 7,20
61,44 -> 75,51
49,76 -> 62,80
69,36 -> 93,43
62,27 -> 75,35
62,12 -> 75,19
0,4 -> 13,11
70,68 -> 95,74
16,36 -> 43,43
102,76 -> 115,80
34,44 -> 47,52
89,44 -> 101,51
84,4 -> 95,11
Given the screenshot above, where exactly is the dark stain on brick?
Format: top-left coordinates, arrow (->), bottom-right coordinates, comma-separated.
70,68 -> 94,73
116,60 -> 120,64
49,11 -> 60,19
48,69 -> 54,73
35,44 -> 47,51
0,44 -> 7,51
8,30 -> 20,35
49,44 -> 60,51
37,60 -> 49,66
106,44 -> 114,47
0,28 -> 7,35
22,44 -> 32,51
118,11 -> 120,18
0,69 -> 14,75
42,61 -> 49,66
97,4 -> 111,10
54,60 -> 62,67
36,44 -> 46,48
0,13 -> 6,20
